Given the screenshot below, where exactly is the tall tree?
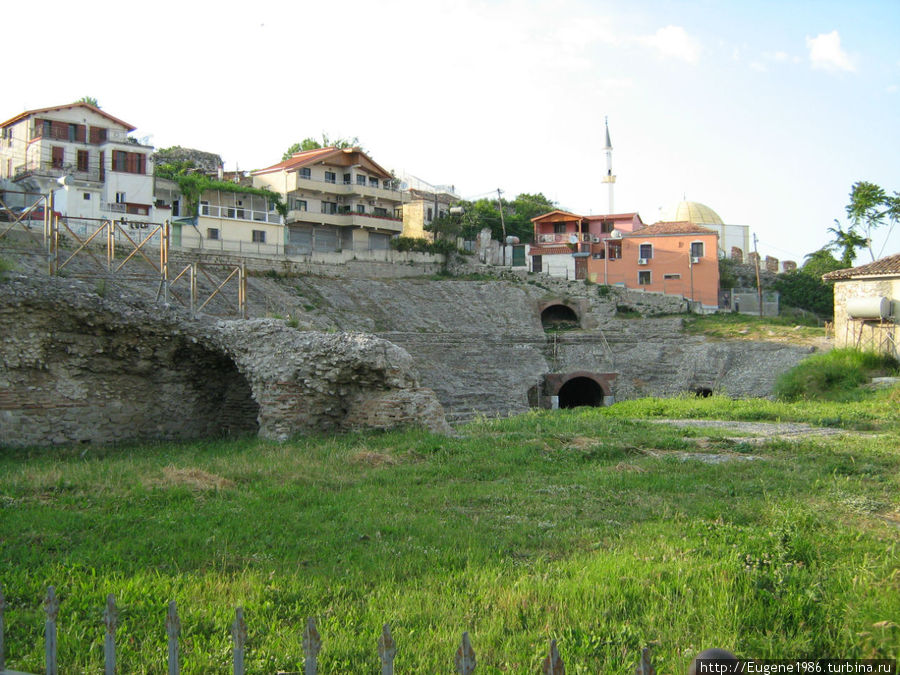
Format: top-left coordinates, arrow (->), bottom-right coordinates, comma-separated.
845,181 -> 899,261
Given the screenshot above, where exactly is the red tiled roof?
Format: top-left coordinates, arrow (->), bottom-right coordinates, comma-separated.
252,146 -> 392,179
0,102 -> 136,131
822,253 -> 900,280
252,147 -> 340,175
628,221 -> 717,236
531,209 -> 582,223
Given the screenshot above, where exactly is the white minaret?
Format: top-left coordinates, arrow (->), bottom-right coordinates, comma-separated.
601,116 -> 616,214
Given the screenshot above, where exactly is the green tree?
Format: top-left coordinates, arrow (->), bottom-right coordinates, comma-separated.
282,134 -> 362,160
801,248 -> 844,278
845,181 -> 900,261
773,271 -> 834,318
825,221 -> 868,267
76,96 -> 99,107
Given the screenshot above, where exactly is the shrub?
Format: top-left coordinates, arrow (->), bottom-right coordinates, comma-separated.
775,348 -> 899,401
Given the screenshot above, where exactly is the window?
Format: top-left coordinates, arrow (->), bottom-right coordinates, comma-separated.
299,167 -> 311,179
324,171 -> 336,183
374,207 -> 388,217
638,271 -> 651,285
639,243 -> 653,259
89,126 -> 107,144
115,192 -> 126,204
369,177 -> 378,187
82,192 -> 91,201
690,241 -> 704,258
77,150 -> 89,172
357,174 -> 367,185
663,273 -> 681,280
357,204 -> 365,214
427,207 -> 433,221
111,151 -> 146,174
321,201 -> 338,214
294,199 -> 307,211
607,241 -> 622,259
252,230 -> 266,243
51,146 -> 64,169
207,228 -> 219,240
553,223 -> 566,234
200,200 -> 209,215
343,173 -> 351,184
172,199 -> 180,217
383,180 -> 392,190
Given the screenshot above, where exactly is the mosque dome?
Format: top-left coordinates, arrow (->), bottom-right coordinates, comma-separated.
658,201 -> 724,225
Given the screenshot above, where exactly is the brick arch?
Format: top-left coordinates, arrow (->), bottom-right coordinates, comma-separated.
542,371 -> 615,409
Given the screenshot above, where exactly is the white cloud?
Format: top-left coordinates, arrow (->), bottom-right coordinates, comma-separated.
806,30 -> 855,72
887,84 -> 899,94
637,25 -> 701,64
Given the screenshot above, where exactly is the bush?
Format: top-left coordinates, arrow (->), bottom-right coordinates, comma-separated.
773,270 -> 834,318
389,237 -> 458,255
775,348 -> 899,401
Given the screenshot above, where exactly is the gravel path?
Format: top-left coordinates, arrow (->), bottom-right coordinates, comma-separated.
644,418 -> 846,438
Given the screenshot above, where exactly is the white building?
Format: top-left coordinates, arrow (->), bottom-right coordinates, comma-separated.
657,201 -> 750,261
0,102 -> 156,224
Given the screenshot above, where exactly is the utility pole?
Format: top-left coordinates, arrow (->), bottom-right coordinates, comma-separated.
497,188 -> 507,266
752,233 -> 763,317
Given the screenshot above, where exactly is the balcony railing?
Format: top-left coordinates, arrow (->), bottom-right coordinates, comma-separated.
538,233 -> 593,244
14,162 -> 102,183
199,204 -> 283,225
286,209 -> 402,232
292,174 -> 406,200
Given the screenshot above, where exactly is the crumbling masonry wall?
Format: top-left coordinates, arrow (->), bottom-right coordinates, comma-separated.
0,274 -> 448,447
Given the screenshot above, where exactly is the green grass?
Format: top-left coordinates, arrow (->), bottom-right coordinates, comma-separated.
1,398 -> 898,673
775,349 -> 899,402
683,312 -> 825,342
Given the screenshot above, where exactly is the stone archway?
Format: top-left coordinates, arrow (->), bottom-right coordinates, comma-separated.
558,376 -> 607,408
540,303 -> 580,329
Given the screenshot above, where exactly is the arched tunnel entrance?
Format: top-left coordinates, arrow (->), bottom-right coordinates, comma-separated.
558,376 -> 607,408
540,303 -> 580,330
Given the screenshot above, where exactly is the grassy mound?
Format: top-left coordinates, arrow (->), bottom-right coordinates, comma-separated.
775,348 -> 899,401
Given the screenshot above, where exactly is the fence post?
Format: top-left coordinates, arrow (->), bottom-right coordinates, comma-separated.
104,593 -> 118,675
542,639 -> 564,674
377,624 -> 396,675
0,582 -> 5,672
454,631 -> 475,675
303,617 -> 321,675
232,607 -> 246,675
166,601 -> 180,675
190,263 -> 197,318
44,586 -> 59,675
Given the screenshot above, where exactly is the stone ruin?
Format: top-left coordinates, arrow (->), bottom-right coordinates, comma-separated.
0,273 -> 449,447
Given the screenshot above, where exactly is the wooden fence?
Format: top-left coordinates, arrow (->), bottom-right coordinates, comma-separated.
0,585 -> 658,674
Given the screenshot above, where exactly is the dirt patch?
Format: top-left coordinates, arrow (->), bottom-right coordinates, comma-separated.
148,466 -> 235,491
350,450 -> 400,467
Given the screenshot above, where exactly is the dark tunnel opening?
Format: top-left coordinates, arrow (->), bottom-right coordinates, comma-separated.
558,377 -> 606,408
541,304 -> 579,329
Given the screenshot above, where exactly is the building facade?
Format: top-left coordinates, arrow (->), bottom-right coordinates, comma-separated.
251,147 -> 407,255
823,253 -> 900,358
0,102 -> 156,224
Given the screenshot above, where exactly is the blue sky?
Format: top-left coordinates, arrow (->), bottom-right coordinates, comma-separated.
5,0 -> 898,264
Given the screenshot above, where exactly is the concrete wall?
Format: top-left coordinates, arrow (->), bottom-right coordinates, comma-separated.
832,278 -> 899,357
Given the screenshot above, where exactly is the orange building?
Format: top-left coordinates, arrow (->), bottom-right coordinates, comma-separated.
529,212 -> 720,310
587,221 -> 720,309
530,210 -> 643,280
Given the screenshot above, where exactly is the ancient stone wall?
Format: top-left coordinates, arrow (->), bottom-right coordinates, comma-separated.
0,274 -> 448,447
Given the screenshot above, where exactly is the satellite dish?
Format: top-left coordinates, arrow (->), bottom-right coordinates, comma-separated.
610,229 -> 623,239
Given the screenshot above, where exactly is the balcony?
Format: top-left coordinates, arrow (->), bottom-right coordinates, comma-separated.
14,162 -> 102,184
200,204 -> 283,225
537,233 -> 592,244
290,174 -> 407,202
286,209 -> 403,232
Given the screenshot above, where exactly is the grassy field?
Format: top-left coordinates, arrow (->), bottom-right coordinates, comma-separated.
1,393 -> 898,673
682,313 -> 827,345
